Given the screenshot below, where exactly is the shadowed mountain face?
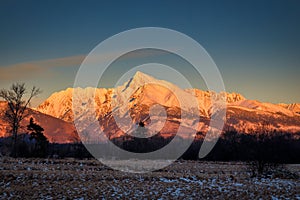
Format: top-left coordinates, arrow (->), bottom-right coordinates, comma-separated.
0,101 -> 79,143
34,71 -> 300,143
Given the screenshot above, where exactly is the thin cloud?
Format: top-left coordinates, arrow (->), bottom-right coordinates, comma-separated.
0,55 -> 85,80
0,48 -> 176,81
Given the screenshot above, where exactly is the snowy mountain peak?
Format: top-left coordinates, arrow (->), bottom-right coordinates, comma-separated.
123,71 -> 162,90
133,71 -> 155,81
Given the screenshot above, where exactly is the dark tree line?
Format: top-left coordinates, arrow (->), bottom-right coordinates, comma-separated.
202,131 -> 300,164
1,125 -> 299,163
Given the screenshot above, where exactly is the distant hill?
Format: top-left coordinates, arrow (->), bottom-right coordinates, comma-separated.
0,101 -> 79,143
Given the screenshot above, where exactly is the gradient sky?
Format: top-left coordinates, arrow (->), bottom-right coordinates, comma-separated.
0,0 -> 299,106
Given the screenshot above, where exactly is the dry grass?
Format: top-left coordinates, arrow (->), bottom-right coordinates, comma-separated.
0,157 -> 299,199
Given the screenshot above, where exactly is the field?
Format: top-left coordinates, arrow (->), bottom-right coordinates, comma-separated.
0,157 -> 299,199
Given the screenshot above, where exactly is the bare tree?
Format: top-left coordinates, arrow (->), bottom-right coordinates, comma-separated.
0,83 -> 41,157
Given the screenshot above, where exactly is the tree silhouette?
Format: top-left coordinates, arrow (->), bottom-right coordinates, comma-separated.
0,83 -> 41,157
27,117 -> 48,157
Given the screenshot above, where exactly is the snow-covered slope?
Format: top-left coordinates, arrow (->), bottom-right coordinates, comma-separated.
229,100 -> 295,117
37,87 -> 113,122
278,103 -> 300,114
114,72 -> 200,114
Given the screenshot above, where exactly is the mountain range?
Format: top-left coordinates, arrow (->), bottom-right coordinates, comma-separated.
1,71 -> 300,143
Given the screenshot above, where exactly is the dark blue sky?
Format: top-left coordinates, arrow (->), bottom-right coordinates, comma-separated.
0,0 -> 299,105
